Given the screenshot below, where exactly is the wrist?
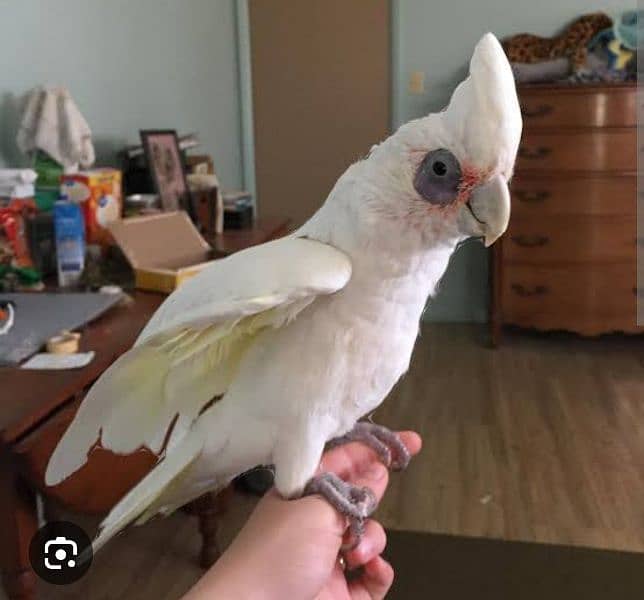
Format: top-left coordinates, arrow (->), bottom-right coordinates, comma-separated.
183,543 -> 274,600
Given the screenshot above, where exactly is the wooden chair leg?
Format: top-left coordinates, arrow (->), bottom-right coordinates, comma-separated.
0,450 -> 38,600
186,487 -> 231,569
2,569 -> 36,600
196,492 -> 221,568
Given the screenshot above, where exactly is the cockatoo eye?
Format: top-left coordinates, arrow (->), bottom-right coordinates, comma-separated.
432,161 -> 447,176
413,148 -> 462,206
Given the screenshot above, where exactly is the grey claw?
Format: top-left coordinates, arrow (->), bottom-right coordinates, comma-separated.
304,472 -> 378,548
349,484 -> 377,516
331,422 -> 411,471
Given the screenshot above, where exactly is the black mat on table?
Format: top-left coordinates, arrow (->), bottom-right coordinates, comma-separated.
384,530 -> 644,599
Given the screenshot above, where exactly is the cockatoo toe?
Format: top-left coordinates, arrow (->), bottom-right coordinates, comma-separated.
304,472 -> 378,548
328,422 -> 412,471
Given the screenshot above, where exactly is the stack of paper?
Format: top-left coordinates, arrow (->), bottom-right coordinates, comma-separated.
0,169 -> 37,199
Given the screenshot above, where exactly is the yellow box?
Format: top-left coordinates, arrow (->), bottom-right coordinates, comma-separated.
109,211 -> 215,294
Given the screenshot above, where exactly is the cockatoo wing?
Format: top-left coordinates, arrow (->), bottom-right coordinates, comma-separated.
45,236 -> 352,486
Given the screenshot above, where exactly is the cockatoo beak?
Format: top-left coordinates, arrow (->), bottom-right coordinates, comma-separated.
460,174 -> 511,247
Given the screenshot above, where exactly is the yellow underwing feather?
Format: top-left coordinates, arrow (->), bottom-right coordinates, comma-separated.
45,237 -> 351,487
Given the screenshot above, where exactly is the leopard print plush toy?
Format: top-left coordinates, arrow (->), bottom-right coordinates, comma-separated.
502,12 -> 613,72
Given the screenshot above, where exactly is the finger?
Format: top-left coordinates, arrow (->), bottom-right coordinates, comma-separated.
350,461 -> 389,506
349,556 -> 394,600
344,520 -> 387,570
292,463 -> 389,540
319,431 -> 422,480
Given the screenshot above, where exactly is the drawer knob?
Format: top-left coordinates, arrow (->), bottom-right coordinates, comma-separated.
520,103 -> 553,118
514,190 -> 549,203
511,234 -> 549,247
512,284 -> 548,297
519,146 -> 551,160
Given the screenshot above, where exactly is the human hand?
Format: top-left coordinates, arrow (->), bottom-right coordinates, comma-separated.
182,430 -> 421,600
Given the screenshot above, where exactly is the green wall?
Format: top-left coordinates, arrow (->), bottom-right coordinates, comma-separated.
394,0 -> 634,321
0,0 -> 242,187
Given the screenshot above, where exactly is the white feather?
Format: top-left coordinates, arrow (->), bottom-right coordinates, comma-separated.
90,431 -> 204,556
137,236 -> 352,344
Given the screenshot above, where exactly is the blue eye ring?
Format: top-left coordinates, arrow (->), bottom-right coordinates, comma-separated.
414,149 -> 462,205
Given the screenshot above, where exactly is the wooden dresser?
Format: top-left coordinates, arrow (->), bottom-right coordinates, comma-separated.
490,83 -> 640,344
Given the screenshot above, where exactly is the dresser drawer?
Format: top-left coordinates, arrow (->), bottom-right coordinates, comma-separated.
503,215 -> 636,264
515,129 -> 636,173
502,263 -> 639,334
510,176 -> 635,217
519,85 -> 636,129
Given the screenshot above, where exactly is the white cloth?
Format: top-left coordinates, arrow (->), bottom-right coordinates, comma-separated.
17,86 -> 95,170
21,352 -> 95,370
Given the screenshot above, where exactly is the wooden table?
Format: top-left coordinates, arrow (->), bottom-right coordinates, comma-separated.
209,215 -> 293,256
0,216 -> 291,599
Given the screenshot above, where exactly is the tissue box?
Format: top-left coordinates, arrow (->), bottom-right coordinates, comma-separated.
61,169 -> 122,245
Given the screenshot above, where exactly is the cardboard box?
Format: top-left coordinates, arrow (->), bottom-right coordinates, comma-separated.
109,211 -> 214,293
61,169 -> 122,245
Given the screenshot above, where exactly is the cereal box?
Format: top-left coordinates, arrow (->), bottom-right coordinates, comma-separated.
60,169 -> 122,245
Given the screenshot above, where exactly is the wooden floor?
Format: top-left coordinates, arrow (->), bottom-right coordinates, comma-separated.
7,324 -> 643,600
376,324 -> 644,552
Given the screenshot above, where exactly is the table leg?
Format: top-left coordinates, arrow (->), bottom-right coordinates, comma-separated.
0,450 -> 38,600
186,487 -> 232,569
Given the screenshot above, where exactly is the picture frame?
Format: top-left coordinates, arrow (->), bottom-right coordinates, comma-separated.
139,129 -> 194,218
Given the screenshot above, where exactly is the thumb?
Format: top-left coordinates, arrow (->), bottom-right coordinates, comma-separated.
300,462 -> 389,538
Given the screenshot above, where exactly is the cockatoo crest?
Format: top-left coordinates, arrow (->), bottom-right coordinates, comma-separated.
441,32 -> 522,179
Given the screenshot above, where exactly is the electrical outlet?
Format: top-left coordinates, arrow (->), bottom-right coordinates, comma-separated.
408,71 -> 425,95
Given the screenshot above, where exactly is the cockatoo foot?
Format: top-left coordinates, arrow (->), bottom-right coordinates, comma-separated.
304,471 -> 377,548
329,422 -> 411,471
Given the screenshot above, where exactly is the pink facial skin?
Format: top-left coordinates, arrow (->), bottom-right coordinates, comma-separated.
370,150 -> 487,241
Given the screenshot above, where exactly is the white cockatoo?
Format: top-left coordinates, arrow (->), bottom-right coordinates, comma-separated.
46,33 -> 521,553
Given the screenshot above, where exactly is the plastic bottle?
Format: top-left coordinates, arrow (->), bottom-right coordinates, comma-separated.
53,196 -> 85,287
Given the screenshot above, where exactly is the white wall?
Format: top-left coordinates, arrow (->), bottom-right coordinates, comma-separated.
0,0 -> 243,188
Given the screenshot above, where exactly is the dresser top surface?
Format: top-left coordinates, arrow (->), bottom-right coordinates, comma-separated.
518,82 -> 635,95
